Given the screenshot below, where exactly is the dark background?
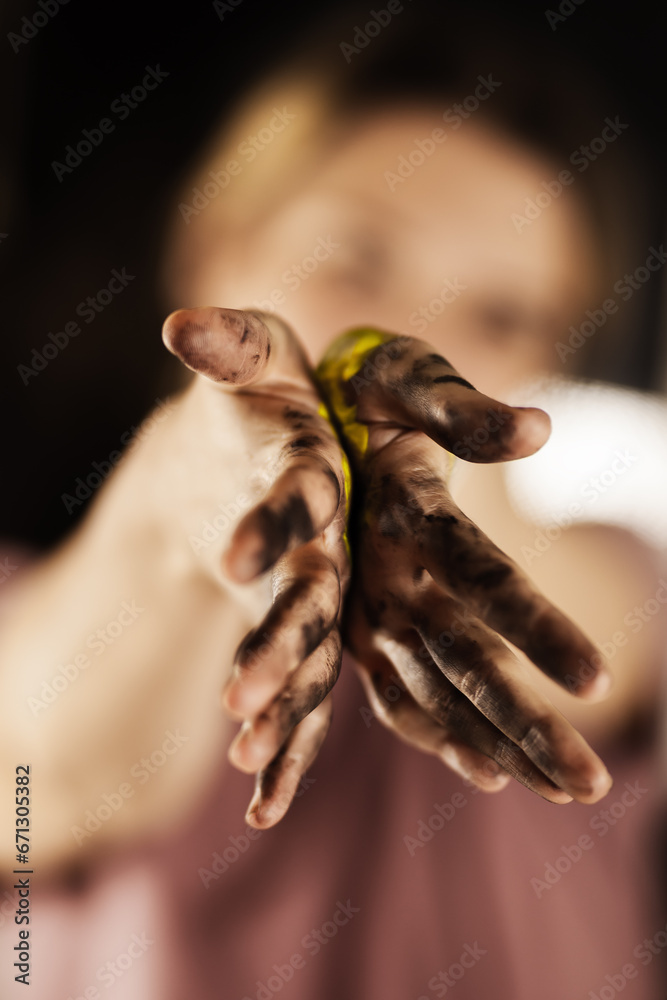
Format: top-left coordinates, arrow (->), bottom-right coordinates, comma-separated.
1,0 -> 665,549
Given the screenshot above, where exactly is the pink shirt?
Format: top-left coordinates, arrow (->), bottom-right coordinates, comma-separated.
2,650 -> 662,1000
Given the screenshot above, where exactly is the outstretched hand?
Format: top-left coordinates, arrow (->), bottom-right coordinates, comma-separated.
316,328 -> 613,805
162,307 -> 350,827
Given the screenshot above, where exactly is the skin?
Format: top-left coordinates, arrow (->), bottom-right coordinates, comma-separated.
161,305 -> 352,825
179,110 -> 598,389
169,109 -> 620,818
319,333 -> 611,802
3,107 -> 659,872
201,314 -> 611,812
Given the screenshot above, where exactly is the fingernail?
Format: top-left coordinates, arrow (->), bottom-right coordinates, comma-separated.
221,673 -> 244,715
246,786 -> 263,825
221,543 -> 263,584
231,724 -> 276,772
591,670 -> 613,697
580,669 -> 613,702
229,678 -> 276,717
228,720 -> 252,762
595,767 -> 614,797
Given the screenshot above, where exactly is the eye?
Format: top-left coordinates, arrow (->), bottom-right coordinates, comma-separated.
323,234 -> 390,295
471,298 -> 559,347
473,299 -> 525,343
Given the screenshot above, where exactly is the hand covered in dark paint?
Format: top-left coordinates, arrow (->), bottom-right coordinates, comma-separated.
162,307 -> 349,827
316,328 -> 613,805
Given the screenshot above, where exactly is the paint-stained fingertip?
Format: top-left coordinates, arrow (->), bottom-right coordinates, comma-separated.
508,406 -> 552,459
220,679 -> 246,720
162,306 -> 271,386
246,794 -> 281,830
221,543 -> 262,584
221,522 -> 279,582
570,766 -> 613,805
546,789 -> 574,804
230,722 -> 278,775
227,721 -> 256,772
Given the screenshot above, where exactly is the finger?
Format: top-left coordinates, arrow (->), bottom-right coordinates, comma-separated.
359,436 -> 611,700
413,601 -> 612,803
379,341 -> 551,461
409,484 -> 612,701
228,630 -> 342,773
162,307 -> 312,392
321,329 -> 550,462
376,633 -> 578,802
162,307 -> 272,385
222,546 -> 340,718
245,697 -> 332,828
222,456 -> 342,583
355,647 -> 513,793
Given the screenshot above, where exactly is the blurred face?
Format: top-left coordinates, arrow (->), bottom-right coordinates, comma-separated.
179,107 -> 598,396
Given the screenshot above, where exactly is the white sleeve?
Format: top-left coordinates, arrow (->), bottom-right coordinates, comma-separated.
502,376 -> 667,551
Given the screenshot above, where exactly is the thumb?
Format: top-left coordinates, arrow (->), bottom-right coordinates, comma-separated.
317,328 -> 551,464
162,307 -> 312,392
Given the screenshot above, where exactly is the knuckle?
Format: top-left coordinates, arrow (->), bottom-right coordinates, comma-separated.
457,667 -> 491,707
518,715 -> 558,765
282,436 -> 327,460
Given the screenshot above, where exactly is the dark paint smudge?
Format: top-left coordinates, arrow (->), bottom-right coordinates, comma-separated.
432,375 -> 476,390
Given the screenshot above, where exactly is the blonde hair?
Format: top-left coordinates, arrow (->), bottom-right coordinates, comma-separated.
161,5 -> 650,383
162,67 -> 350,304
